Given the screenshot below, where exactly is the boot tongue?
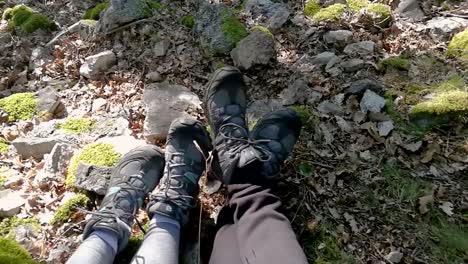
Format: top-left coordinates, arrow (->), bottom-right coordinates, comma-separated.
237,146 -> 262,168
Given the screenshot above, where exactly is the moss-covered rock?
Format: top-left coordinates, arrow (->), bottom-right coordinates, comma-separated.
83,1 -> 109,20
366,3 -> 391,27
0,93 -> 38,122
251,25 -> 273,38
2,5 -> 57,33
446,29 -> 468,60
304,0 -> 321,17
378,57 -> 411,72
181,15 -> 195,29
347,0 -> 368,11
0,238 -> 38,264
220,12 -> 248,48
312,4 -> 346,21
411,90 -> 468,116
0,138 -> 8,154
57,118 -> 96,134
66,143 -> 121,187
50,194 -> 90,225
0,216 -> 40,238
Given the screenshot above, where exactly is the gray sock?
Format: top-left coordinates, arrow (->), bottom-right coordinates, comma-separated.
66,231 -> 118,264
131,214 -> 180,264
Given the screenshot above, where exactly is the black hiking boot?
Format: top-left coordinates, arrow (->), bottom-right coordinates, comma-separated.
204,66 -> 256,184
146,118 -> 212,226
82,145 -> 165,252
250,108 -> 302,179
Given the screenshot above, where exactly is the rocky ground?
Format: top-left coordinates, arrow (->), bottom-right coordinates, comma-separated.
0,0 -> 467,263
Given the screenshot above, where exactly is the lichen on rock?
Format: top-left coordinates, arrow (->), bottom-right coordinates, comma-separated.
57,118 -> 96,134
251,25 -> 273,38
66,143 -> 121,187
347,0 -> 368,11
2,4 -> 57,33
0,93 -> 38,122
50,194 -> 90,225
446,29 -> 468,60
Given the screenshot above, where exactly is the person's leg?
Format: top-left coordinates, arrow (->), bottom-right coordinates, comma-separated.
204,66 -> 307,264
133,118 -> 213,264
66,145 -> 165,264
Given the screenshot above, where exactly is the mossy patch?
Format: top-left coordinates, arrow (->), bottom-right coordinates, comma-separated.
411,90 -> 468,116
304,0 -> 321,17
220,11 -> 248,47
0,93 -> 38,122
50,194 -> 90,225
181,15 -> 195,29
0,238 -> 38,264
378,57 -> 411,72
347,0 -> 368,11
57,118 -> 96,134
0,216 -> 40,238
446,29 -> 468,60
65,143 -> 121,187
312,4 -> 346,21
290,105 -> 315,130
367,3 -> 391,17
251,25 -> 273,38
0,138 -> 8,154
2,5 -> 57,33
83,1 -> 109,20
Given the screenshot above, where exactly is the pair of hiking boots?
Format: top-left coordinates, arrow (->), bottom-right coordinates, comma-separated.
81,66 -> 302,251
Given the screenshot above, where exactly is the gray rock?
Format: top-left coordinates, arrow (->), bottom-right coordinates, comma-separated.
97,0 -> 151,33
0,32 -> 11,45
245,0 -> 290,30
194,3 -> 247,54
71,20 -> 97,39
29,47 -> 54,71
344,41 -> 375,56
386,250 -> 403,263
35,143 -> 76,189
12,137 -> 59,159
75,163 -> 113,195
323,30 -> 353,45
143,83 -> 202,142
426,17 -> 468,39
79,50 -> 117,79
360,90 -> 385,113
396,0 -> 424,20
346,79 -> 383,95
312,52 -> 338,67
146,71 -> 163,82
280,79 -> 308,105
231,30 -> 276,69
378,121 -> 394,137
246,99 -> 283,127
318,100 -> 343,115
341,58 -> 364,72
15,224 -> 43,257
400,140 -> 422,152
0,189 -> 25,217
96,136 -> 146,156
153,39 -> 171,57
37,87 -> 63,120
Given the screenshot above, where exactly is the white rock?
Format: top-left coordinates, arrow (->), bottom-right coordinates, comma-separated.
0,189 -> 25,217
360,90 -> 385,113
386,250 -> 403,263
92,98 -> 107,111
79,50 -> 117,79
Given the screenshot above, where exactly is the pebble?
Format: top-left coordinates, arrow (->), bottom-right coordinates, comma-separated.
378,121 -> 394,136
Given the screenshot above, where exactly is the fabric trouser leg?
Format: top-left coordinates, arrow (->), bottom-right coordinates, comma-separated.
209,184 -> 308,264
66,233 -> 117,264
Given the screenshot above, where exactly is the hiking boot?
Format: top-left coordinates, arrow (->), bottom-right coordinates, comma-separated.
146,118 -> 212,226
204,66 -> 256,184
82,145 -> 165,252
250,108 -> 302,179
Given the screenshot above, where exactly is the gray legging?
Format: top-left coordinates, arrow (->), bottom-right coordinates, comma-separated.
67,183 -> 307,264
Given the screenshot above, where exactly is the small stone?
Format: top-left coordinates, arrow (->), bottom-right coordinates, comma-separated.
312,52 -> 338,67
29,47 -> 54,71
386,250 -> 403,263
231,30 -> 276,70
75,163 -> 113,195
344,41 -> 375,56
323,30 -> 353,45
0,189 -> 25,217
4,174 -> 23,189
396,0 -> 424,20
426,17 -> 468,39
143,83 -> 202,142
12,137 -> 59,159
279,79 -> 309,105
318,100 -> 343,115
360,90 -> 385,113
245,0 -> 290,30
35,143 -> 76,189
341,58 -> 364,72
153,39 -> 171,57
346,79 -> 383,95
335,116 -> 353,133
359,150 -> 372,161
401,140 -> 423,152
146,71 -> 163,82
37,87 -> 63,121
79,50 -> 117,79
92,98 -> 107,111
378,121 -> 394,136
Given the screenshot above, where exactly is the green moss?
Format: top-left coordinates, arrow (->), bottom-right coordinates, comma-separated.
304,0 -> 321,17
2,5 -> 56,33
0,138 -> 8,154
83,2 -> 109,20
411,90 -> 468,116
0,216 -> 41,238
57,118 -> 96,134
446,29 -> 468,60
367,3 -> 391,17
290,105 -> 314,130
220,12 -> 248,47
50,194 -> 90,225
251,25 -> 273,38
181,15 -> 195,29
347,0 -> 368,11
312,4 -> 346,21
0,93 -> 38,122
0,238 -> 38,264
66,143 -> 121,187
378,57 -> 411,72
80,19 -> 98,26
429,222 -> 468,263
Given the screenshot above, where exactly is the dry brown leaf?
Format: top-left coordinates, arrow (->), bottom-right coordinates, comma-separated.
421,142 -> 440,163
418,195 -> 434,214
